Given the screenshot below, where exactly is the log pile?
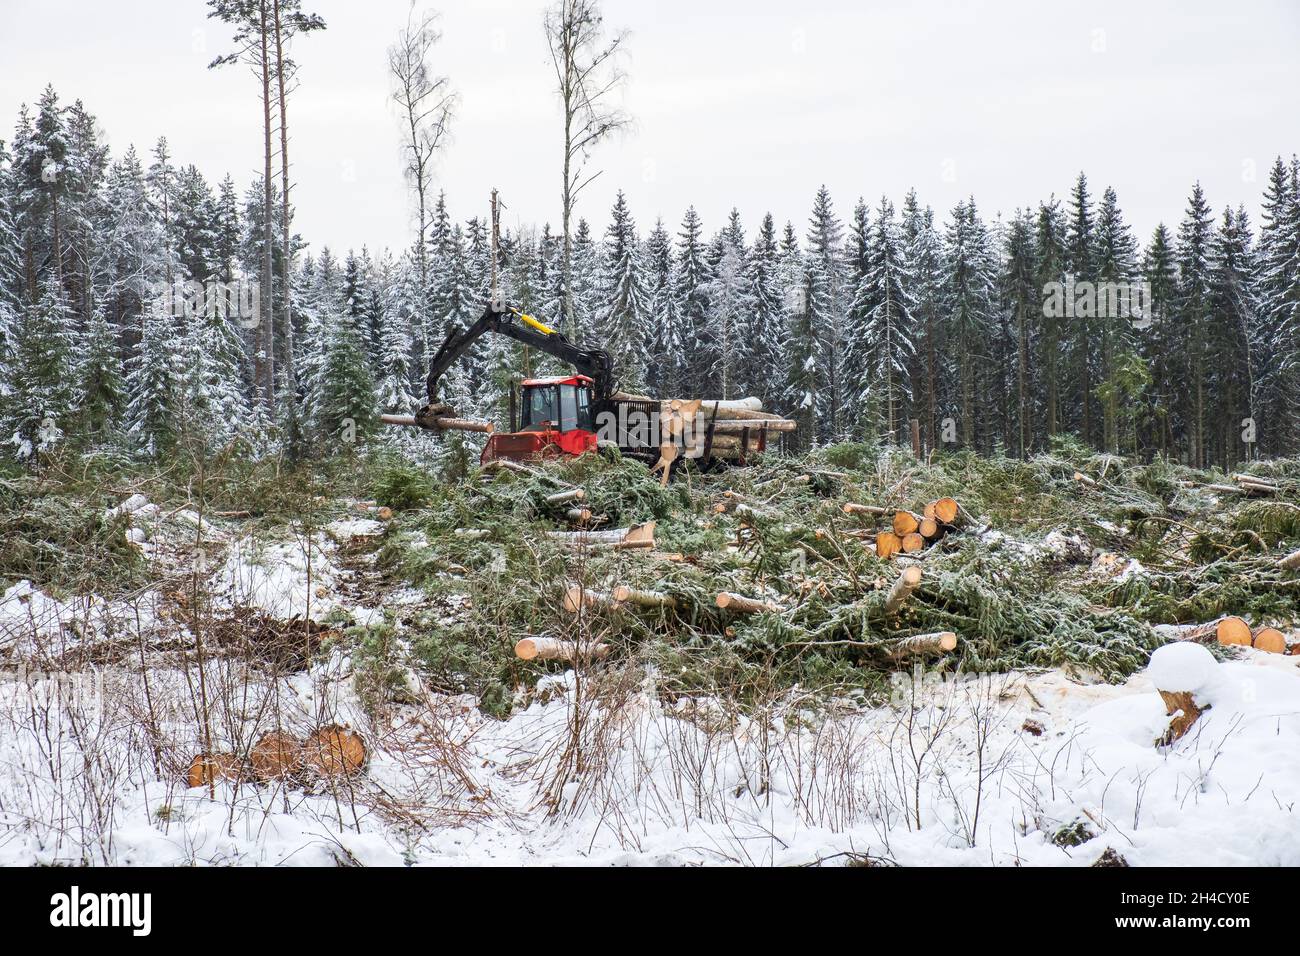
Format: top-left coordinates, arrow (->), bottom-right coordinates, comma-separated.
638,395 -> 797,484
1157,614 -> 1298,655
186,725 -> 367,788
864,496 -> 979,559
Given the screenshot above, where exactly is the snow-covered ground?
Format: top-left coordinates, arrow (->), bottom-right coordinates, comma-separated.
0,642 -> 1295,866
1,496 -> 1297,867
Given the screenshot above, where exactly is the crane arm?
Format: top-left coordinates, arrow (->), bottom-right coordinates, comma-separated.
423,304 -> 617,414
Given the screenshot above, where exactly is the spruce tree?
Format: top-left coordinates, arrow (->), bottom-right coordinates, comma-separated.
1175,182 -> 1215,467
854,196 -> 916,445
1066,172 -> 1096,442
1034,197 -> 1068,438
805,186 -> 847,441
902,191 -> 944,450
126,298 -> 182,456
674,207 -> 711,396
76,305 -> 126,443
3,277 -> 76,458
1254,156 -> 1300,454
1002,209 -> 1038,456
596,191 -> 649,390
1141,224 -> 1178,455
943,198 -> 997,449
642,218 -> 679,397
314,253 -> 377,446
741,213 -> 784,407
1206,206 -> 1257,466
1093,186 -> 1139,452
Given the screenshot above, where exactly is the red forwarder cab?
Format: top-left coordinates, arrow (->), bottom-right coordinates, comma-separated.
481,375 -> 600,464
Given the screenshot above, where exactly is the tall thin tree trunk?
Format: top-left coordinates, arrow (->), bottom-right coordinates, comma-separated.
1017,301 -> 1028,457
273,0 -> 295,399
260,0 -> 275,407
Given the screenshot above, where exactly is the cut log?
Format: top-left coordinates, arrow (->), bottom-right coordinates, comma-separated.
666,396 -> 763,413
545,488 -> 586,506
918,516 -> 941,539
884,565 -> 923,615
892,511 -> 921,536
1157,690 -> 1202,744
901,532 -> 925,553
890,631 -> 958,657
565,507 -> 592,524
1153,619 -> 1224,644
1281,549 -> 1300,572
1232,473 -> 1278,489
1252,626 -> 1287,654
611,539 -> 656,552
186,752 -> 241,788
876,531 -> 902,560
932,497 -> 971,527
1215,616 -> 1253,647
842,502 -> 888,517
923,502 -> 937,520
301,725 -> 367,777
481,458 -> 547,478
715,591 -> 776,614
1073,471 -> 1098,488
562,585 -> 620,614
515,635 -> 611,662
549,521 -> 656,548
1239,481 -> 1279,496
708,419 -> 798,434
250,731 -> 301,781
611,585 -> 678,609
1204,483 -> 1244,495
380,413 -> 494,434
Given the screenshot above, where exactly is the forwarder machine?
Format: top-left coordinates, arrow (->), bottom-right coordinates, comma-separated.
381,302 -> 783,472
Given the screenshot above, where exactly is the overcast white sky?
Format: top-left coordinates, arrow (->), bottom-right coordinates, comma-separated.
3,0 -> 1298,255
